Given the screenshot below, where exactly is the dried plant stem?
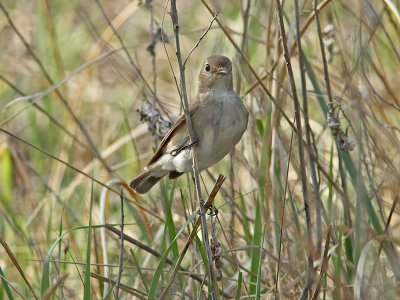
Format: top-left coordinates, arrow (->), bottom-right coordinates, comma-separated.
0,237 -> 38,299
275,1 -> 315,298
0,3 -> 112,173
295,0 -> 337,249
149,2 -> 157,96
183,13 -> 218,67
87,271 -> 147,299
159,175 -> 227,299
93,0 -> 171,120
114,189 -> 125,299
170,1 -> 217,298
200,0 -> 295,131
0,127 -> 161,222
105,224 -> 216,288
311,229 -> 332,300
313,0 -> 333,104
294,0 -> 324,253
275,119 -> 295,298
0,73 -> 87,149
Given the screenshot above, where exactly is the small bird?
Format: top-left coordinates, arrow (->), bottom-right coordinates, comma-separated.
129,55 -> 248,193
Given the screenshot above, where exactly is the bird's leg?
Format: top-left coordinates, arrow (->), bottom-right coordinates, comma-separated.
170,138 -> 198,156
207,205 -> 218,216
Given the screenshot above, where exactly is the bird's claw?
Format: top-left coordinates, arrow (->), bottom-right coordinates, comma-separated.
207,205 -> 218,216
171,138 -> 198,156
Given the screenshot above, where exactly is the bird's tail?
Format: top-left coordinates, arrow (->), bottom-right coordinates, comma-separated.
129,170 -> 165,194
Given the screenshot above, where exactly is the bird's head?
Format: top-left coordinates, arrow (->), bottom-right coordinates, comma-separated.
198,55 -> 233,93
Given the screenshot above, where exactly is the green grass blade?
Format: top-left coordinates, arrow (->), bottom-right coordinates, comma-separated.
234,271 -> 243,300
148,210 -> 197,300
41,249 -> 51,294
83,181 -> 94,300
130,249 -> 149,293
162,180 -> 180,262
238,194 -> 252,241
327,144 -> 334,220
256,224 -> 266,299
41,224 -> 106,297
249,199 -> 263,297
333,226 -> 343,300
304,54 -> 384,235
256,118 -> 264,136
0,146 -> 12,209
0,265 -> 14,300
303,55 -> 328,116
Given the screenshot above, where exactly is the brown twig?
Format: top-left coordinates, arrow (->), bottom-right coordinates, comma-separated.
275,1 -> 315,298
200,0 -> 295,132
159,175 -> 227,299
93,0 -> 172,120
43,274 -> 69,300
297,0 -> 337,249
183,13 -> 218,67
0,75 -> 88,150
105,177 -> 229,297
115,189 -> 125,299
0,127 -> 163,223
106,224 -> 205,284
275,118 -> 295,299
169,0 -> 217,298
147,1 -> 157,97
0,2 -> 112,174
105,225 -> 174,263
313,0 -> 333,104
87,271 -> 147,299
295,0 -> 325,254
311,229 -> 332,300
0,237 -> 38,299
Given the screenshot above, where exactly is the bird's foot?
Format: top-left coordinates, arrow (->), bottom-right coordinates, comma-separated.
207,205 -> 218,216
171,138 -> 198,156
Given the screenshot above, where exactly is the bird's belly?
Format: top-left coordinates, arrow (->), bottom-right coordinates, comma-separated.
160,97 -> 247,174
168,121 -> 243,173
196,110 -> 246,170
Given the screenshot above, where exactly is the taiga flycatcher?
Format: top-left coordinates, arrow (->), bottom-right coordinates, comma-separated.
129,55 -> 248,193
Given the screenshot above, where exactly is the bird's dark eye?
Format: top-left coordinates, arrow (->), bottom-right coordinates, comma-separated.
205,63 -> 210,72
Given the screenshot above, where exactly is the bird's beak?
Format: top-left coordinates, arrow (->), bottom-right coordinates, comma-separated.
217,68 -> 228,75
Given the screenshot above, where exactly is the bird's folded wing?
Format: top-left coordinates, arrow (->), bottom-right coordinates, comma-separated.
148,103 -> 200,165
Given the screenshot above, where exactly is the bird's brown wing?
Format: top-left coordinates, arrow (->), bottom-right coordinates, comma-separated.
148,101 -> 201,165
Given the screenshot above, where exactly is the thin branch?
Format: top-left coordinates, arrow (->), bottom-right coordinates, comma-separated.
313,0 -> 333,104
275,117 -> 296,299
275,1 -> 315,298
0,74 -> 88,150
296,0 -> 337,248
159,175 -> 228,299
311,229 -> 332,300
0,237 -> 38,299
147,1 -> 157,97
0,127 -> 162,221
93,0 -> 172,121
115,189 -> 125,299
169,1 -> 217,298
183,13 -> 218,67
87,271 -> 147,299
0,2 -> 112,173
3,49 -> 119,110
200,0 -> 296,132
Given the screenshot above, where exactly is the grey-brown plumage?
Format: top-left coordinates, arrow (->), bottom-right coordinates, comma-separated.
129,55 -> 248,194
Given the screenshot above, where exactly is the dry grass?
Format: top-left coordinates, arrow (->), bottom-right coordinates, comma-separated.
0,0 -> 399,299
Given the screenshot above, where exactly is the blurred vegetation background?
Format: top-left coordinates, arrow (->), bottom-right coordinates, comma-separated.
0,0 -> 399,299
